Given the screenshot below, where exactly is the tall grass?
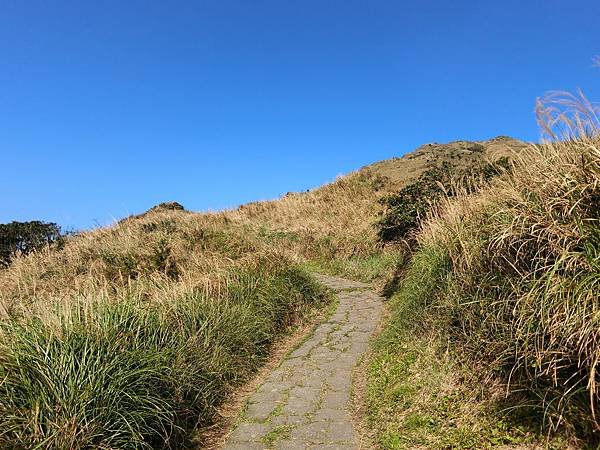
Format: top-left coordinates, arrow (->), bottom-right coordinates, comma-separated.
408,132 -> 600,437
366,91 -> 599,446
226,170 -> 390,269
0,209 -> 329,448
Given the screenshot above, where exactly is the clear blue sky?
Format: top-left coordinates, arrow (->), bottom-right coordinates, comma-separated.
1,0 -> 599,230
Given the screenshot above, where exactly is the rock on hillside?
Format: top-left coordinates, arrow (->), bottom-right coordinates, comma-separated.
148,201 -> 185,212
118,201 -> 186,224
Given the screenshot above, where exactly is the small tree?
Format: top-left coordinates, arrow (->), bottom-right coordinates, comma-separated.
0,221 -> 62,267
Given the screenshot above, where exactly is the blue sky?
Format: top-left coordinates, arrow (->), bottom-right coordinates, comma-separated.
1,0 -> 599,230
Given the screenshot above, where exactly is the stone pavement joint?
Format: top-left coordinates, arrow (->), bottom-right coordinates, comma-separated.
223,274 -> 383,450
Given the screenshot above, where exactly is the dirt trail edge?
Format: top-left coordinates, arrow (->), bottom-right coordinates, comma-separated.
222,274 -> 383,450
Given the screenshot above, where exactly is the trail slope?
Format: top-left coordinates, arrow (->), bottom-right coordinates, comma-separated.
224,274 -> 383,450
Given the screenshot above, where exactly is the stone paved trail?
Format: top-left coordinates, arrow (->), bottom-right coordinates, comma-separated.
223,274 -> 383,450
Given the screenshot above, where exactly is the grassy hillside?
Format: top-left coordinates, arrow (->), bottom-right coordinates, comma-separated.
0,208 -> 330,448
368,136 -> 526,189
366,134 -> 600,447
3,131 -> 594,449
226,136 -> 526,282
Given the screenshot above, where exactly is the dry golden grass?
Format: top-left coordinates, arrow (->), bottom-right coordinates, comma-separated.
419,133 -> 600,434
0,158 -> 395,322
0,204 -> 332,448
225,169 -> 388,258
0,209 -> 259,319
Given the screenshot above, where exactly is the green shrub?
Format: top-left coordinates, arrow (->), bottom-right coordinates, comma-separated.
377,159 -> 510,243
377,165 -> 450,243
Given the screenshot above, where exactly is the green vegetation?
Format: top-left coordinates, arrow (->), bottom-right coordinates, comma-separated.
0,220 -> 62,267
261,425 -> 293,446
1,97 -> 596,448
367,247 -> 544,448
0,265 -> 327,448
304,251 -> 403,284
0,211 -> 329,448
377,158 -> 510,243
367,131 -> 600,447
377,166 -> 451,242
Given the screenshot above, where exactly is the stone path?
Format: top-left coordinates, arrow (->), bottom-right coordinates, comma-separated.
223,274 -> 383,450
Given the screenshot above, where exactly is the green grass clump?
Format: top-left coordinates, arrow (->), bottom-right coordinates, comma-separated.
0,264 -> 328,449
366,247 -> 554,448
304,251 -> 403,284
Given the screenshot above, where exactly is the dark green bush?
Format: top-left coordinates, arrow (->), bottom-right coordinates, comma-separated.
377,165 -> 450,243
0,221 -> 62,267
377,158 -> 510,243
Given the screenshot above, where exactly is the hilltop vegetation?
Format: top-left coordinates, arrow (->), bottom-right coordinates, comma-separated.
228,136 -> 526,283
